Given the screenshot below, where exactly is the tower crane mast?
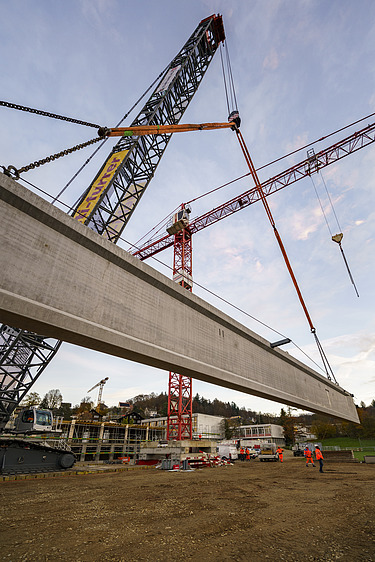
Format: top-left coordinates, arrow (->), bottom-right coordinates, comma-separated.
167,206 -> 194,440
0,14 -> 226,429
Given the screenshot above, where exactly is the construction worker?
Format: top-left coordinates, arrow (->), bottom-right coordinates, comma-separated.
276,446 -> 284,463
245,448 -> 250,461
239,447 -> 245,461
315,446 -> 324,472
304,446 -> 315,467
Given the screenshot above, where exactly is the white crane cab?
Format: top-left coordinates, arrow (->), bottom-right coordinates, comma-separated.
13,407 -> 53,434
166,205 -> 191,236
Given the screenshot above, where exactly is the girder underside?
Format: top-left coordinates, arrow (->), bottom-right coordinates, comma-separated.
0,175 -> 360,424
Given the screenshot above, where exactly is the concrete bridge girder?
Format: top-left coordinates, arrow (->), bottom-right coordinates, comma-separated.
0,173 -> 359,423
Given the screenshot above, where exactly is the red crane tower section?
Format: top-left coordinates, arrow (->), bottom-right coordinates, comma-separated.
166,207 -> 193,439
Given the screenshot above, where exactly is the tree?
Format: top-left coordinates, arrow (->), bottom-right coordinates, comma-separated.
220,417 -> 241,440
20,392 -> 41,407
74,396 -> 94,414
39,389 -> 63,411
55,402 -> 73,421
279,408 -> 296,446
311,421 -> 337,441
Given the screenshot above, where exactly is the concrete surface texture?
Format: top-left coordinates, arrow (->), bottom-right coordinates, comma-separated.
0,173 -> 359,422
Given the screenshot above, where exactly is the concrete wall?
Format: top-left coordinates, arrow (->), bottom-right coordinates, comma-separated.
0,173 -> 359,423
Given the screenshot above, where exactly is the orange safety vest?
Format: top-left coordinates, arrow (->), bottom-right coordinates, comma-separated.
276,448 -> 283,454
304,449 -> 312,458
240,448 -> 244,455
315,449 -> 324,460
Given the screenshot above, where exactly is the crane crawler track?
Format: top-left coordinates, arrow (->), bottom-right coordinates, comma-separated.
0,438 -> 76,475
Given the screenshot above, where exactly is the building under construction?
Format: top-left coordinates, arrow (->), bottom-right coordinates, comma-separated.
34,414 -> 286,465
44,412 -> 225,463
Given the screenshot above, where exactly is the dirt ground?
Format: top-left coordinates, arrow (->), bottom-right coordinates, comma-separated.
1,452 -> 374,562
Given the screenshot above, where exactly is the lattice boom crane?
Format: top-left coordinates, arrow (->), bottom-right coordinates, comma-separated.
0,14 -> 226,429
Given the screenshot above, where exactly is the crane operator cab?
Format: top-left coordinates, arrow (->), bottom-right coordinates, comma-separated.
13,407 -> 53,434
166,204 -> 191,235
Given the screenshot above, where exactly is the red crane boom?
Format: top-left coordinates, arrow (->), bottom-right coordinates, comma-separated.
133,120 -> 375,260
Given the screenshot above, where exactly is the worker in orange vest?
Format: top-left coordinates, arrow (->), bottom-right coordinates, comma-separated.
239,447 -> 245,461
304,446 -> 315,467
315,446 -> 324,472
276,446 -> 284,463
245,448 -> 250,461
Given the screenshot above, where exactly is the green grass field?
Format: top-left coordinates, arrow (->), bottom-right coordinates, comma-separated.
318,437 -> 375,461
320,437 -> 375,448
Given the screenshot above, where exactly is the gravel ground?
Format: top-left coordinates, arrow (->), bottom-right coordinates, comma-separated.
1,453 -> 374,561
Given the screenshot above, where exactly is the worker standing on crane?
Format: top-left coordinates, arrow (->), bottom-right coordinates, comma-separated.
304,446 -> 315,467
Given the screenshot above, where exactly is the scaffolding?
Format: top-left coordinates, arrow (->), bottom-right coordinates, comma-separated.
48,419 -> 167,463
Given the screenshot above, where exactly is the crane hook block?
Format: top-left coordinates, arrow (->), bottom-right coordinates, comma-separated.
228,110 -> 241,129
332,233 -> 343,244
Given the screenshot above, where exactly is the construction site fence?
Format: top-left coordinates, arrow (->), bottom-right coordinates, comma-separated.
323,446 -> 375,452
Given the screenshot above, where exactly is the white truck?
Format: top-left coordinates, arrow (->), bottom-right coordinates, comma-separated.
258,442 -> 279,462
218,441 -> 238,461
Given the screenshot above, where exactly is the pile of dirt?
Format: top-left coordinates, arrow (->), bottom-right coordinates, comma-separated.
1,455 -> 374,561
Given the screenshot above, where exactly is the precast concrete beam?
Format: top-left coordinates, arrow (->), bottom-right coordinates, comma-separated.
0,173 -> 359,423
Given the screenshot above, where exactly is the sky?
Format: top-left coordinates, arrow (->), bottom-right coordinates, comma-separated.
1,0 -> 374,414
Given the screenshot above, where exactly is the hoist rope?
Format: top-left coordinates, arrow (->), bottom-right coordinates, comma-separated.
220,42 -> 238,114
220,45 -> 231,115
309,171 -> 359,297
225,42 -> 239,111
313,332 -> 338,384
320,171 -> 342,233
310,174 -> 334,236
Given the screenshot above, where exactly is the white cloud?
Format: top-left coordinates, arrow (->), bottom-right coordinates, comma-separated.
263,47 -> 281,71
